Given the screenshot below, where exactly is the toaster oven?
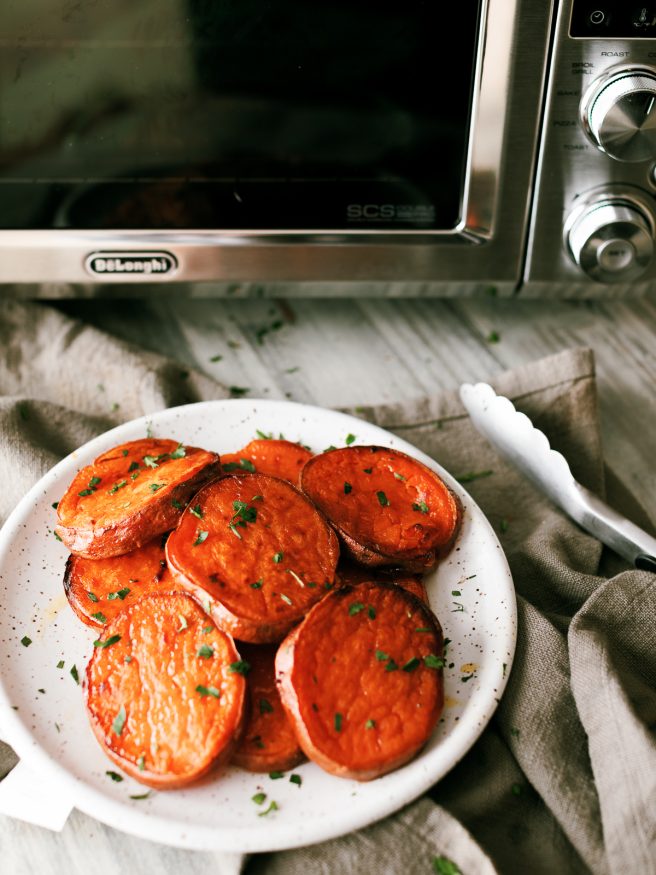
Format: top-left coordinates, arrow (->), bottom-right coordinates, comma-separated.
2,1 -> 656,295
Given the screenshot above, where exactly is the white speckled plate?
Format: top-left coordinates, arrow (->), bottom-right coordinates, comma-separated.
0,400 -> 515,852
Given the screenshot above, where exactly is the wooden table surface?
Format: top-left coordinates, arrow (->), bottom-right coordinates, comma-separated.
3,293 -> 656,873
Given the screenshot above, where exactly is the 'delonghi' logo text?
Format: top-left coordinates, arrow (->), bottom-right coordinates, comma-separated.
85,251 -> 178,277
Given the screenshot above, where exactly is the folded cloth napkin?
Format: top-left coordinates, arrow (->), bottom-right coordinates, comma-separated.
0,300 -> 655,875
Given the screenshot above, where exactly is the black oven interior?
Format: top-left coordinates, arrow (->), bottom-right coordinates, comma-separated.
0,0 -> 481,232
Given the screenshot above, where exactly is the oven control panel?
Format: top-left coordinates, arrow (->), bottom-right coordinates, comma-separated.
523,0 -> 656,293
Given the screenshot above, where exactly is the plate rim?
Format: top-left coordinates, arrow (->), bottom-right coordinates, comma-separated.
0,397 -> 516,852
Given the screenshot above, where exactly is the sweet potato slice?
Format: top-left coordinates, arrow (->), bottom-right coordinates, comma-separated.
232,643 -> 305,772
301,446 -> 461,572
64,535 -> 173,628
336,562 -> 428,604
276,581 -> 444,781
166,472 -> 340,643
221,439 -> 313,484
56,438 -> 221,559
84,592 -> 246,788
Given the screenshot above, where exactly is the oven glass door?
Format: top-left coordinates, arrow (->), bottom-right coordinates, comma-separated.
0,1 -> 482,232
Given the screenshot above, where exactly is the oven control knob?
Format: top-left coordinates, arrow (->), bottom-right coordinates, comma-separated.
566,199 -> 653,282
582,69 -> 656,162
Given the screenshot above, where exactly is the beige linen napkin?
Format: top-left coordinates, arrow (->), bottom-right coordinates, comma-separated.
1,300 -> 655,875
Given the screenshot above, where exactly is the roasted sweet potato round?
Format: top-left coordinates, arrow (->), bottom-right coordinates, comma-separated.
166,472 -> 340,643
56,438 -> 221,559
64,535 -> 172,628
221,439 -> 313,484
276,581 -> 444,781
232,643 -> 305,773
84,592 -> 246,788
300,446 -> 461,572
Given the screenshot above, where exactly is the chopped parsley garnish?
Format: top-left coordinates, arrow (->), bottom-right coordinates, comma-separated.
461,674 -> 475,683
87,591 -> 99,602
229,660 -> 251,676
323,445 -> 337,453
376,491 -> 390,507
202,625 -> 213,633
170,443 -> 186,459
70,665 -> 79,684
412,501 -> 429,514
424,654 -> 445,669
258,800 -> 279,817
348,602 -> 364,616
393,472 -> 406,481
280,593 -> 293,606
230,386 -> 250,398
177,615 -> 188,632
197,645 -> 214,659
344,482 -> 352,494
260,698 -> 274,714
385,659 -> 399,672
432,856 -> 462,875
250,579 -> 264,590
93,635 -> 121,649
56,660 -> 64,669
194,530 -> 209,546
269,771 -> 284,780
375,650 -> 389,661
290,774 -> 302,786
363,467 -> 372,474
51,501 -> 59,509
402,657 -> 420,672
223,458 -> 256,473
149,483 -> 164,492
130,471 -> 139,480
252,792 -> 267,805
106,771 -> 123,782
143,455 -> 161,468
20,636 -> 32,647
53,531 -> 63,541
91,611 -> 108,624
368,606 -> 376,620
78,476 -> 101,497
171,498 -> 184,509
196,685 -> 220,698
229,523 -> 242,539
108,480 -> 127,495
129,792 -> 151,800
365,719 -> 375,730
487,330 -> 501,344
209,354 -> 223,363
124,656 -> 132,664
451,590 -> 461,597
107,588 -> 130,601
137,755 -> 145,771
112,705 -> 126,736
273,552 -> 283,563
232,500 -> 257,524
334,712 -> 343,732
456,470 -> 494,483
190,504 -> 204,519
415,627 -> 431,633
451,603 -> 465,613
345,434 -> 356,445
128,461 -> 140,472
256,429 -> 273,440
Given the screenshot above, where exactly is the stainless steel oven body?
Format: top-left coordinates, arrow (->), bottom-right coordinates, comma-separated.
0,0 -> 552,292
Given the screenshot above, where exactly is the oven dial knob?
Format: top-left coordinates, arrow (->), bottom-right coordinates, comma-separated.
582,69 -> 656,162
566,199 -> 653,282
